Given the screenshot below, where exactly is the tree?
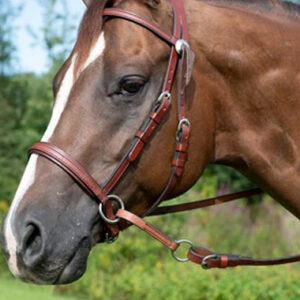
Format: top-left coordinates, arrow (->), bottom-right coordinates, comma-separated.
0,1 -> 21,74
34,0 -> 76,67
0,0 -> 77,210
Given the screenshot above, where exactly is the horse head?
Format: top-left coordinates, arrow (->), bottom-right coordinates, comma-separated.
1,0 -> 214,284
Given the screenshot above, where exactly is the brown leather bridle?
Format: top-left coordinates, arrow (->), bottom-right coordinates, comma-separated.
29,0 -> 300,269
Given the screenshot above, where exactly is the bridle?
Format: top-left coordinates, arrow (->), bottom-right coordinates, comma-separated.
31,0 -> 192,240
29,0 -> 300,269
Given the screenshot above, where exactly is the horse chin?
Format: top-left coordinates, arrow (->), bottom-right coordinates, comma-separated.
55,221 -> 107,284
55,238 -> 91,285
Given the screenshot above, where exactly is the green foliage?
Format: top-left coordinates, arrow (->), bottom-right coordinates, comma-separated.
0,0 -> 20,74
0,0 -> 68,210
33,0 -> 76,65
0,277 -> 80,300
62,264 -> 300,300
0,73 -> 53,208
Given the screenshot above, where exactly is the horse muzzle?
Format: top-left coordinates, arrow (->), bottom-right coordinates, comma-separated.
0,204 -> 99,285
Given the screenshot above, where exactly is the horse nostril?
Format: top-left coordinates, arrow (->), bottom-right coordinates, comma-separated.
22,223 -> 44,267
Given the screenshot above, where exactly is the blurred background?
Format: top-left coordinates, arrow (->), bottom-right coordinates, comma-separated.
1,0 -> 300,299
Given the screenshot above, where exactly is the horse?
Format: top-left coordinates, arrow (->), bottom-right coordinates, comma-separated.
1,0 -> 300,284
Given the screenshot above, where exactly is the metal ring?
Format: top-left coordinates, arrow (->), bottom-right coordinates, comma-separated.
171,239 -> 194,262
201,254 -> 218,270
176,118 -> 191,141
175,39 -> 190,55
99,195 -> 125,224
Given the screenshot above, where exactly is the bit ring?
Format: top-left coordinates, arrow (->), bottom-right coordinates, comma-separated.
99,195 -> 125,224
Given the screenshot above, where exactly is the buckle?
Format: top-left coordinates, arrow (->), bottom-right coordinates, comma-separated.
176,118 -> 191,142
175,39 -> 190,55
201,254 -> 218,269
175,39 -> 195,86
157,91 -> 172,104
153,91 -> 172,112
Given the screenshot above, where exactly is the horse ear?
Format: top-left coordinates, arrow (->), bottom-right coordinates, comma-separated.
82,0 -> 116,7
144,0 -> 161,9
82,0 -> 92,7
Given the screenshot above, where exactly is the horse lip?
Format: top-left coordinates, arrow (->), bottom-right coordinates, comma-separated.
91,217 -> 107,245
55,238 -> 91,284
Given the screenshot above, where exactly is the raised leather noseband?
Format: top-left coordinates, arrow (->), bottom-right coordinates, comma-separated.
29,0 -> 300,269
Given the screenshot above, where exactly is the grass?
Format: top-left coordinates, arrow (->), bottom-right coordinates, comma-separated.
0,277 -> 85,300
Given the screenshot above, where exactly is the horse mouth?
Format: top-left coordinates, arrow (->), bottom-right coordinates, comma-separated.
55,238 -> 91,284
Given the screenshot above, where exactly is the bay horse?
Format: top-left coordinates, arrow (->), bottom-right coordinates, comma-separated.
1,0 -> 300,284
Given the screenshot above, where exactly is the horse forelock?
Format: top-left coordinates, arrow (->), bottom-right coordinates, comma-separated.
74,0 -> 110,76
73,0 -> 170,77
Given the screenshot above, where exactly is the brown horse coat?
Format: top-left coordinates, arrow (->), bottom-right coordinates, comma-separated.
1,0 -> 300,284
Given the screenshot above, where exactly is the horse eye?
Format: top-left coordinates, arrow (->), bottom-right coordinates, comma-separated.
118,78 -> 146,96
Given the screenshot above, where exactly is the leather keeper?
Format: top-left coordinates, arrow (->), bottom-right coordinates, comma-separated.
220,255 -> 229,268
150,96 -> 171,124
128,140 -> 145,162
149,111 -> 160,124
176,143 -> 188,153
135,130 -> 149,144
175,167 -> 184,177
172,158 -> 185,168
137,120 -> 158,144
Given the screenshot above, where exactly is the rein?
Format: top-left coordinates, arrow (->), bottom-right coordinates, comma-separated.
29,0 -> 300,269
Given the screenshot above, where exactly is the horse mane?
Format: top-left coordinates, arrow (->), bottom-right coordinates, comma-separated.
200,0 -> 300,19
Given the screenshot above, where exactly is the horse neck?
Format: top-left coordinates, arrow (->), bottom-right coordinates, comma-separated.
187,1 -> 300,217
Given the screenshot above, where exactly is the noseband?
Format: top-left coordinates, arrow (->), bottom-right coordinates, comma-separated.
29,0 -> 300,269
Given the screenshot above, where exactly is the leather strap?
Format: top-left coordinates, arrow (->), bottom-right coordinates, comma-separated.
141,0 -> 193,216
116,209 -> 178,251
103,9 -> 177,46
103,93 -> 172,194
114,203 -> 300,269
187,247 -> 300,269
100,4 -> 184,196
29,142 -> 106,202
149,188 -> 263,216
114,204 -> 300,269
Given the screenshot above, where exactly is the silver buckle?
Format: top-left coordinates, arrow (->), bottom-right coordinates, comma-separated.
175,39 -> 190,55
157,91 -> 172,104
99,195 -> 125,224
176,118 -> 191,142
201,254 -> 218,270
153,91 -> 172,112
